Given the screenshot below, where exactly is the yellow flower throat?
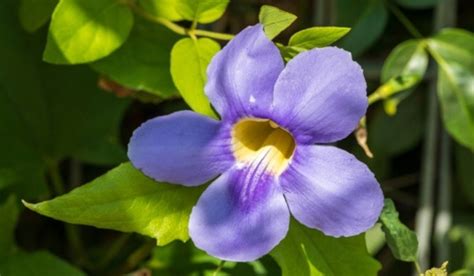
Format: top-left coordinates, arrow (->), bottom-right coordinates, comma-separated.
231,118 -> 296,175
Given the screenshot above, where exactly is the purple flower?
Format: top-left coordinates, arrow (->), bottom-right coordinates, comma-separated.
128,24 -> 384,262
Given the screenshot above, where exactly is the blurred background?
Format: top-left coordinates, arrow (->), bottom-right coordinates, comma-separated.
0,0 -> 473,275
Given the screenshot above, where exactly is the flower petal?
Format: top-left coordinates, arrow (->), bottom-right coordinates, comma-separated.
205,24 -> 284,121
189,166 -> 290,261
128,111 -> 233,186
272,47 -> 367,144
280,145 -> 383,237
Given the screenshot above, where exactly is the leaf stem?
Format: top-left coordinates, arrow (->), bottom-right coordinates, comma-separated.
386,1 -> 423,38
414,260 -> 423,275
128,1 -> 233,41
213,260 -> 226,276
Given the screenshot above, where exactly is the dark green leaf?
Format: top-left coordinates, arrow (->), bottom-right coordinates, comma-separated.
43,0 -> 134,64
0,251 -> 85,276
258,5 -> 297,40
176,0 -> 229,24
336,0 -> 388,56
0,196 -> 19,258
24,163 -> 205,246
396,0 -> 439,9
171,37 -> 220,117
379,198 -> 418,262
455,144 -> 474,205
18,0 -> 58,32
92,18 -> 180,98
428,28 -> 474,150
271,220 -> 381,276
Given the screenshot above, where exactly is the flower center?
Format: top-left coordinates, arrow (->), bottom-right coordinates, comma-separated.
231,118 -> 296,175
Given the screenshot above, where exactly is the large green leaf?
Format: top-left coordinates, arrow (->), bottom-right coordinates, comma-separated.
271,220 -> 381,276
24,163 -> 205,246
336,0 -> 388,56
258,5 -> 297,40
0,0 -> 129,198
428,29 -> 474,150
379,199 -> 418,262
369,94 -> 424,156
0,196 -> 19,258
92,18 -> 180,98
176,0 -> 229,24
0,251 -> 85,276
43,0 -> 134,64
171,37 -> 220,117
18,0 -> 58,32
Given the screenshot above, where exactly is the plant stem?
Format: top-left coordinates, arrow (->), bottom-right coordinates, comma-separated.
414,260 -> 423,275
128,1 -> 233,41
386,1 -> 423,38
47,161 -> 88,265
213,260 -> 226,276
98,233 -> 132,269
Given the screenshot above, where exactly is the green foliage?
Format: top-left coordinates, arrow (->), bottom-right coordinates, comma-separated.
24,163 -> 205,246
336,0 -> 388,56
0,196 -> 19,258
428,28 -> 474,150
171,38 -> 220,116
258,5 -> 297,40
369,94 -> 424,156
379,199 -> 418,262
92,18 -> 180,98
18,0 -> 58,32
455,144 -> 474,205
176,0 -> 229,24
0,0 -> 129,198
271,220 -> 381,276
138,0 -> 184,21
43,0 -> 134,64
396,0 -> 439,9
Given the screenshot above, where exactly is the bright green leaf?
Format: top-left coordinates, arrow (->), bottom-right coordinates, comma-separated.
379,198 -> 418,262
396,0 -> 439,9
428,28 -> 474,150
0,196 -> 19,258
43,0 -> 134,64
18,0 -> 58,32
271,220 -> 381,276
171,38 -> 220,117
0,251 -> 85,276
92,18 -> 180,98
289,27 -> 350,50
176,0 -> 229,24
258,5 -> 297,40
138,0 -> 184,21
336,0 -> 388,56
369,94 -> 424,156
24,163 -> 205,246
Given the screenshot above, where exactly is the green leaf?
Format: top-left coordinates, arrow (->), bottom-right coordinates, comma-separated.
18,0 -> 58,32
271,220 -> 381,276
0,251 -> 85,276
369,94 -> 424,156
381,39 -> 429,83
43,0 -> 134,64
455,144 -> 474,205
176,0 -> 229,24
428,28 -> 474,150
0,196 -> 19,258
92,18 -> 180,98
379,198 -> 418,262
0,1 -> 130,198
24,163 -> 205,246
171,38 -> 220,117
281,27 -> 350,59
258,5 -> 297,40
396,0 -> 439,9
138,0 -> 184,21
336,0 -> 388,56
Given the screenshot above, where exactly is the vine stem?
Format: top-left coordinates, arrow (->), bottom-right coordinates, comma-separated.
213,260 -> 226,276
47,161 -> 88,265
385,0 -> 423,38
128,1 -> 234,41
